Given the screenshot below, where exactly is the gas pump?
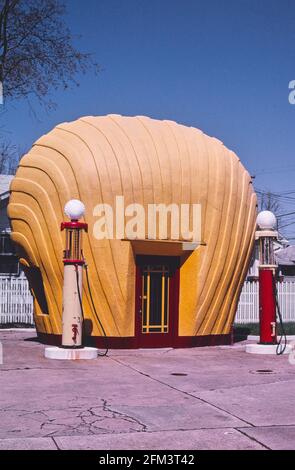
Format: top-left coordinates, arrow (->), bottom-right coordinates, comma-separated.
256,211 -> 278,346
246,211 -> 291,355
44,199 -> 98,360
61,200 -> 88,348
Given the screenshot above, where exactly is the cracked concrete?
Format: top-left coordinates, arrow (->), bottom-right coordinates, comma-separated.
0,330 -> 295,450
0,398 -> 146,438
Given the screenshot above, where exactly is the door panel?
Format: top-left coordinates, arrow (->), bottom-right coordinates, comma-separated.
141,265 -> 169,334
135,256 -> 180,348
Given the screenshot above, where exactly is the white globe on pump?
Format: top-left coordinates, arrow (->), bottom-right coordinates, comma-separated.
64,199 -> 85,221
256,210 -> 277,230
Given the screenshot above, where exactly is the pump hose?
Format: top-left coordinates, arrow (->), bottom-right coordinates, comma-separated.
273,277 -> 287,355
75,264 -> 108,356
84,263 -> 109,356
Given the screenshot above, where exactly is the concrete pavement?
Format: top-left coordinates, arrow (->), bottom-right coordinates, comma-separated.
0,330 -> 294,450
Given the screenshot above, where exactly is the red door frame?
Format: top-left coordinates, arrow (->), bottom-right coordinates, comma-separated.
135,255 -> 180,348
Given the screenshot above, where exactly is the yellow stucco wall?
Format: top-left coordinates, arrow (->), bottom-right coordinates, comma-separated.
8,115 -> 257,338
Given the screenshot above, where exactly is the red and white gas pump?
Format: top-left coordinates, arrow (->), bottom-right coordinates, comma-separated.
246,211 -> 291,355
256,211 -> 278,346
44,200 -> 98,360
61,200 -> 88,348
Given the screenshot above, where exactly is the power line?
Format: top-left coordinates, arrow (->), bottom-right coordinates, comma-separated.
256,190 -> 295,202
253,166 -> 295,176
278,221 -> 295,229
277,211 -> 295,218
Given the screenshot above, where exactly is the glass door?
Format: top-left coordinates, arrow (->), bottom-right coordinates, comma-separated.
135,256 -> 180,347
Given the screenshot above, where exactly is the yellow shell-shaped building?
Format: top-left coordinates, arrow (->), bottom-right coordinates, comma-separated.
8,115 -> 257,348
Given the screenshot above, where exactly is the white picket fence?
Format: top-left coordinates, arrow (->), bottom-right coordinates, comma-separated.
235,281 -> 295,323
0,277 -> 34,324
0,277 -> 295,326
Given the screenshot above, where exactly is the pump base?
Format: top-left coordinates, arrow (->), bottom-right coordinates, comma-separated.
44,346 -> 98,360
246,343 -> 292,355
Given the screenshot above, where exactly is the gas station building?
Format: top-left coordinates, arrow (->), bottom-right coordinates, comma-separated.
8,115 -> 257,348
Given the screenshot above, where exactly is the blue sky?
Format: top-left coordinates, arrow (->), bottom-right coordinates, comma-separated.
2,0 -> 295,232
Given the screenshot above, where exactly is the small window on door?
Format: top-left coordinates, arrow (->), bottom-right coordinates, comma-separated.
141,264 -> 170,334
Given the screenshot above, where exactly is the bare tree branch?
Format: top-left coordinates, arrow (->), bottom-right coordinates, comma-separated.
0,1 -> 100,174
0,0 -> 99,106
259,191 -> 281,215
0,139 -> 20,173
